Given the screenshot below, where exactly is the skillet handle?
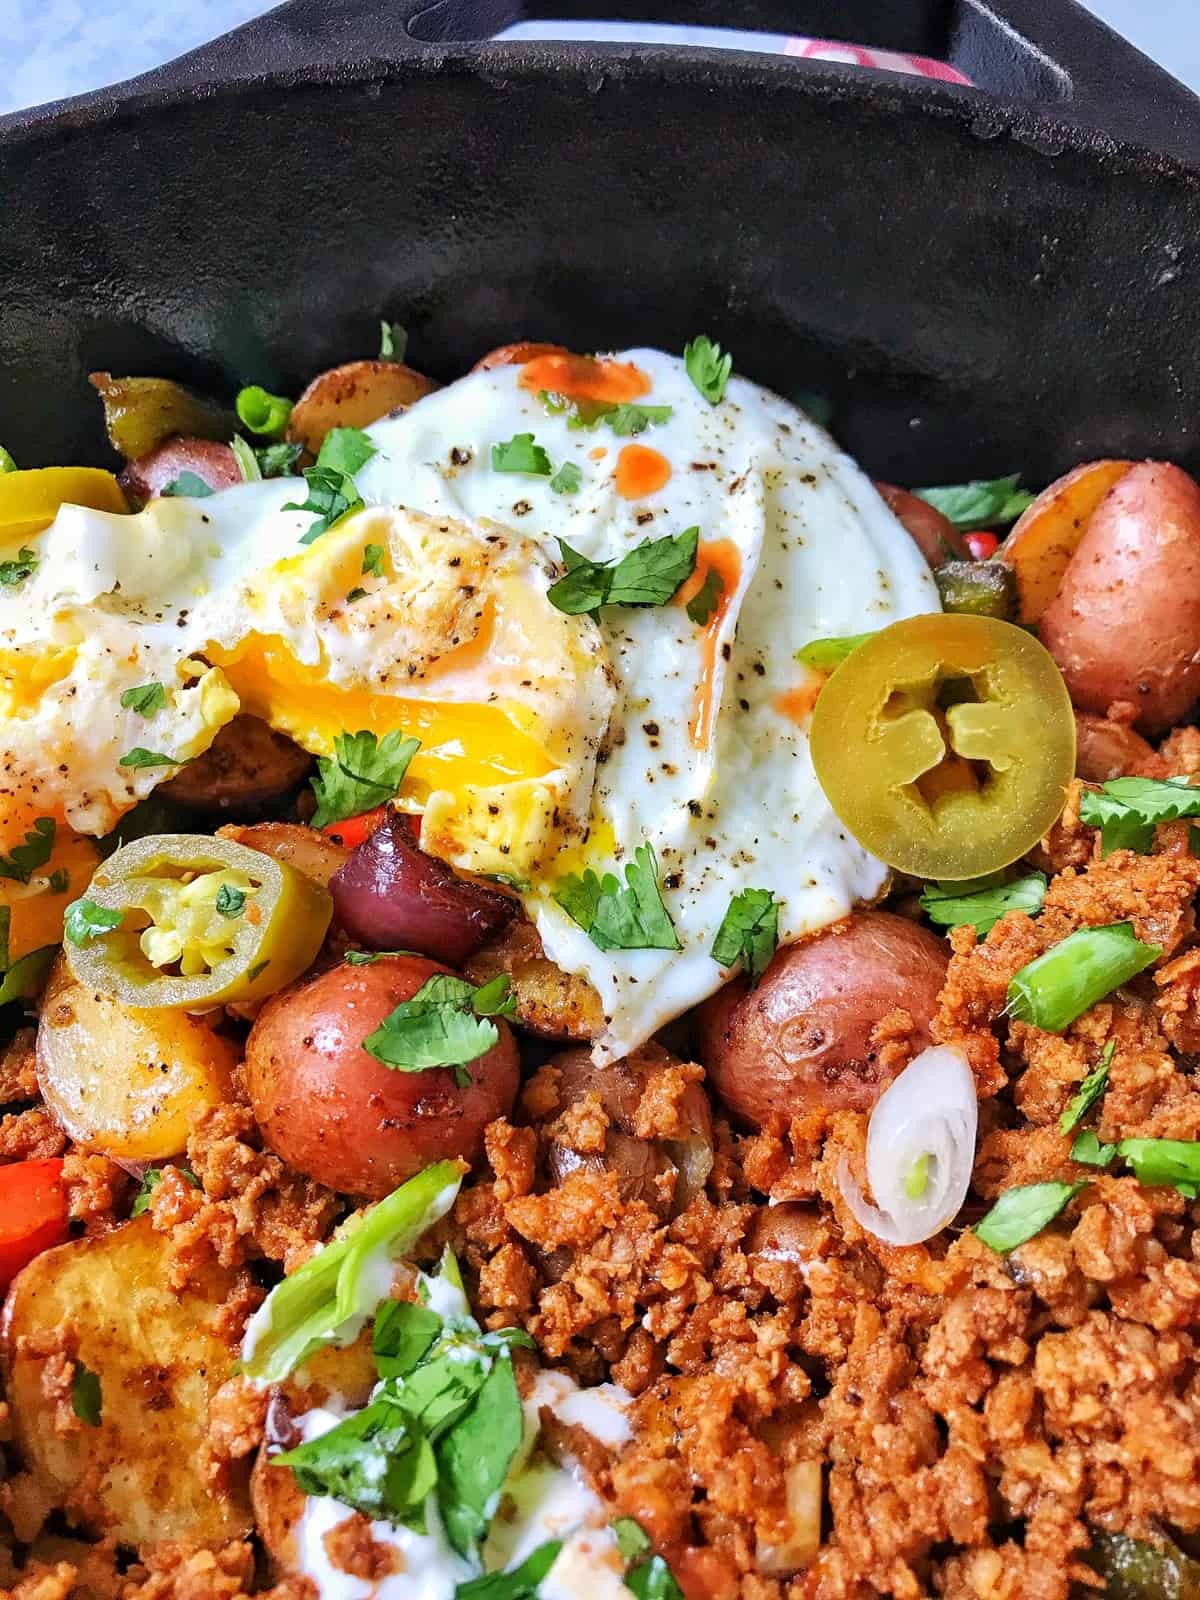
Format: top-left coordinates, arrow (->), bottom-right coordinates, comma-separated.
93,0 -> 1198,164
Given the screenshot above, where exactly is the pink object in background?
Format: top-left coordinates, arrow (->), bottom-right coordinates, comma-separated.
784,37 -> 973,84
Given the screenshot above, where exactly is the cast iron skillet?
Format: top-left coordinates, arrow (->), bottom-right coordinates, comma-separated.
1,0 -> 1198,485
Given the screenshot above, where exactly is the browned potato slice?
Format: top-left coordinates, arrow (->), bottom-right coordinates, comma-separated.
162,715 -> 313,816
252,1333 -> 378,1575
89,372 -> 237,461
216,821 -> 348,889
1,1215 -> 252,1547
36,954 -> 238,1161
286,360 -> 439,457
463,919 -> 602,1040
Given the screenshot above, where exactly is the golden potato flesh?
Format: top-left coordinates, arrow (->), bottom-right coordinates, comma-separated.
36,954 -> 237,1161
1,1215 -> 251,1547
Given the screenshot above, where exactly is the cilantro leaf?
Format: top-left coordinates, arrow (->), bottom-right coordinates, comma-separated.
215,883 -> 247,918
131,1165 -> 199,1217
912,474 -> 1034,530
118,748 -> 188,770
549,460 -> 582,495
119,682 -> 167,717
547,527 -> 698,616
363,974 -> 516,1085
344,949 -> 422,966
613,1519 -> 653,1564
373,1300 -> 443,1380
437,1355 -> 524,1556
1114,1137 -> 1200,1198
1079,776 -> 1200,856
684,335 -> 733,404
71,1362 -> 102,1427
362,541 -> 385,578
1070,1129 -> 1117,1167
606,403 -> 673,437
685,566 -> 723,626
255,441 -> 303,478
0,817 -> 56,884
346,587 -> 367,603
379,320 -> 408,362
161,471 -> 215,499
454,1542 -> 563,1599
491,433 -> 552,475
920,872 -> 1047,937
309,729 -> 420,828
274,1387 -> 438,1522
626,1553 -> 685,1600
1060,1041 -> 1114,1135
711,888 -> 778,980
64,898 -> 125,946
285,427 -> 377,544
235,384 -> 292,438
974,1181 -> 1088,1253
0,546 -> 38,587
555,843 -> 680,953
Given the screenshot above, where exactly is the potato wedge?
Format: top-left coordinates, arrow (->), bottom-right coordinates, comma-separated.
252,1332 -> 378,1575
1,1215 -> 252,1546
36,954 -> 238,1161
463,918 -> 602,1040
999,459 -> 1131,622
286,361 -> 439,457
162,714 -> 313,817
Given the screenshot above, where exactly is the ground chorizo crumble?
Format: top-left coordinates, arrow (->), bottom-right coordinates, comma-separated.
5,780 -> 1200,1600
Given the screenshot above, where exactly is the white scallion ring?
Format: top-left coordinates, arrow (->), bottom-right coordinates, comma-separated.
837,1044 -> 977,1246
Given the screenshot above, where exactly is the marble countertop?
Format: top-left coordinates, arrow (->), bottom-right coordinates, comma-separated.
4,1 -> 1198,118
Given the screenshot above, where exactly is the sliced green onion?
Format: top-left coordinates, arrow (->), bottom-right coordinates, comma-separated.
235,384 -> 293,439
1006,923 -> 1160,1034
229,434 -> 262,483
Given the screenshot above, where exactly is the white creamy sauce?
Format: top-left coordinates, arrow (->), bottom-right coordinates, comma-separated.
291,1370 -> 633,1600
292,1408 -> 476,1600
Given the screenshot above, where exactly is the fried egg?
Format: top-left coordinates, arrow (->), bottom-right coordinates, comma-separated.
0,347 -> 937,1055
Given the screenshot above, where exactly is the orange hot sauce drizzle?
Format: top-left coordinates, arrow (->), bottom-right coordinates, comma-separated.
773,679 -> 824,725
518,351 -> 651,405
675,539 -> 742,750
614,444 -> 672,500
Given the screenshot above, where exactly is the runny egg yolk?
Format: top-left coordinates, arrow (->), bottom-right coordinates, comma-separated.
213,630 -> 557,805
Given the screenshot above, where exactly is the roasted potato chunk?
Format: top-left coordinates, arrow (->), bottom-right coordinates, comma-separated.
464,918 -> 603,1040
36,954 -> 238,1161
286,360 -> 439,457
1,1216 -> 252,1546
162,714 -> 313,817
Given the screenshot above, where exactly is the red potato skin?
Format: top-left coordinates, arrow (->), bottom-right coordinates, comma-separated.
875,482 -> 969,566
1073,712 -> 1164,783
244,955 -> 518,1198
118,438 -> 241,502
1040,461 -> 1200,735
695,910 -> 948,1128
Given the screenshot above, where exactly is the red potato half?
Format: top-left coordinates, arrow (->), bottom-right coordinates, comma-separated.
244,954 -> 518,1198
1040,461 -> 1200,735
696,911 -> 948,1128
874,483 -> 968,566
118,437 -> 241,502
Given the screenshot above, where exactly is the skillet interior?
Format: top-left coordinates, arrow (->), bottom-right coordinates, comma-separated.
1,0 -> 1199,484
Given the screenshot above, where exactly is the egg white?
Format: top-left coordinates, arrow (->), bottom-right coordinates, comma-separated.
0,347 -> 938,1057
